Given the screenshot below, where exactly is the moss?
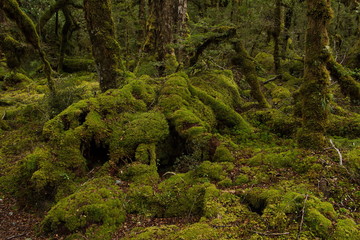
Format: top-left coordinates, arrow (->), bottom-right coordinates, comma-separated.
125,225 -> 179,240
255,52 -> 274,71
108,111 -> 169,161
234,174 -> 250,185
231,42 -> 271,108
192,161 -> 226,181
62,58 -> 95,73
172,223 -> 218,239
41,177 -> 125,239
135,143 -> 156,165
218,177 -> 233,187
305,208 -> 333,238
157,173 -> 210,217
126,184 -> 161,217
122,163 -> 159,185
3,73 -> 32,90
327,56 -> 360,105
84,0 -> 124,92
333,218 -> 360,240
345,148 -> 360,178
212,144 -> 235,162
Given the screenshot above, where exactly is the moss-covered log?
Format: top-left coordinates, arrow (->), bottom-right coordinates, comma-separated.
83,0 -> 124,92
231,42 -> 271,108
0,0 -> 55,95
327,55 -> 360,105
297,0 -> 333,149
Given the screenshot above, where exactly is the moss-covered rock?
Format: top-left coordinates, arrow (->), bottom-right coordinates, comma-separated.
41,177 -> 125,239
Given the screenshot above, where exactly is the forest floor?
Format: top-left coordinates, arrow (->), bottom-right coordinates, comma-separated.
0,194 -> 46,240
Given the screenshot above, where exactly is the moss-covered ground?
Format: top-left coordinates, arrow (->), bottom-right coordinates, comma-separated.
0,59 -> 359,239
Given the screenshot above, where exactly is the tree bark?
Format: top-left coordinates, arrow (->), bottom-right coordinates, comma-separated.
232,42 -> 271,108
83,0 -> 124,92
273,0 -> 283,75
297,0 -> 333,149
58,6 -> 72,72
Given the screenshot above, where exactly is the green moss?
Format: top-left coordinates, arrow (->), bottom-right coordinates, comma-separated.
255,52 -> 274,71
333,218 -> 360,240
62,58 -> 95,73
108,111 -> 169,161
3,73 -> 32,90
172,223 -> 218,239
135,143 -> 156,165
122,163 -> 159,185
192,161 -> 226,181
212,144 -> 235,162
41,177 -> 125,239
305,208 -> 333,238
234,174 -> 250,185
125,225 -> 179,240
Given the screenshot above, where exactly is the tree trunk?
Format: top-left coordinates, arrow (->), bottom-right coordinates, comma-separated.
273,0 -> 283,75
83,0 -> 124,92
0,0 -> 55,95
146,0 -> 175,76
232,42 -> 271,108
58,7 -> 72,72
174,0 -> 188,66
297,0 -> 333,149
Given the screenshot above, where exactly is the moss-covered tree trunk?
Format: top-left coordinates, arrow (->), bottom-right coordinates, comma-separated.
281,1 -> 294,59
327,55 -> 360,105
273,0 -> 283,75
83,0 -> 124,92
58,7 -> 72,72
0,0 -> 55,95
297,0 -> 333,149
231,42 -> 271,108
146,0 -> 175,76
174,0 -> 188,66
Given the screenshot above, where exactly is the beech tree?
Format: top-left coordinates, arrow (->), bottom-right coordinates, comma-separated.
297,0 -> 333,149
83,0 -> 124,92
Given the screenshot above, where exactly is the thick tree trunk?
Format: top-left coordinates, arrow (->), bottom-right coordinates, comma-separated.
83,0 -> 124,92
146,0 -> 176,76
298,0 -> 333,149
232,42 -> 271,108
0,0 -> 55,95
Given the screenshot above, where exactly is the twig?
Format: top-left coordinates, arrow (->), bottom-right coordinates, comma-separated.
252,231 -> 290,236
6,233 -> 26,240
297,194 -> 309,240
1,111 -> 5,120
329,139 -> 343,165
264,75 -> 281,84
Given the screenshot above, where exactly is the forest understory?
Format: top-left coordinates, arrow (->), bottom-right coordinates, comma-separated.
0,0 -> 360,239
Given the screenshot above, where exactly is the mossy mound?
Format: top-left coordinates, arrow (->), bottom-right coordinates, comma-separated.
41,176 -> 125,240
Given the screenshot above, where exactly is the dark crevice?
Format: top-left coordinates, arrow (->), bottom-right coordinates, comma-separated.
81,138 -> 109,171
156,125 -> 187,175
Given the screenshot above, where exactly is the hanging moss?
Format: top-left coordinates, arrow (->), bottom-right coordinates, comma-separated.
0,33 -> 26,70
